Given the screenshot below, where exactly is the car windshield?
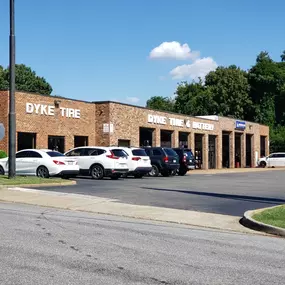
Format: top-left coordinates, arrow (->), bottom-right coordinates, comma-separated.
164,148 -> 178,157
132,149 -> 147,156
46,151 -> 65,157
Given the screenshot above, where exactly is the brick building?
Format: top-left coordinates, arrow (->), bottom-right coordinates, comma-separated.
0,91 -> 269,169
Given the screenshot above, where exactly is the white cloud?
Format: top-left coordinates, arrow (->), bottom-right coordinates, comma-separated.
126,96 -> 140,103
170,57 -> 218,80
149,41 -> 200,60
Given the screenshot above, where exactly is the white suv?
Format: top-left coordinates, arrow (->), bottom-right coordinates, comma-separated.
64,147 -> 129,180
108,147 -> 152,178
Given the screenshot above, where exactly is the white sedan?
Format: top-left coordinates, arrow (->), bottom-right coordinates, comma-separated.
0,149 -> 79,178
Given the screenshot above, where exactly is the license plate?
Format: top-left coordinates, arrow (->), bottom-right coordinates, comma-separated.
68,162 -> 73,165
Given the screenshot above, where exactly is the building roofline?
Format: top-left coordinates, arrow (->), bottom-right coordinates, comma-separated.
93,100 -> 215,122
0,90 -> 93,104
93,100 -> 269,126
0,90 -> 269,127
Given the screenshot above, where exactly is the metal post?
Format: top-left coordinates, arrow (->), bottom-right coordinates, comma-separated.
8,0 -> 16,178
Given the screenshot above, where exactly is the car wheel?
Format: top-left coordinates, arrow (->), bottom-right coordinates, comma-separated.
259,161 -> 266,168
90,165 -> 104,180
0,166 -> 4,175
36,166 -> 50,178
149,165 -> 159,177
134,173 -> 143,178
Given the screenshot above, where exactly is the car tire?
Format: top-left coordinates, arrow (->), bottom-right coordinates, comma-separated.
36,166 -> 50,178
259,161 -> 266,168
90,165 -> 104,180
149,165 -> 159,177
0,166 -> 4,175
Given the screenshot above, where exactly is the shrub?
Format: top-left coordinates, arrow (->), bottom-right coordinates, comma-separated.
0,150 -> 7,158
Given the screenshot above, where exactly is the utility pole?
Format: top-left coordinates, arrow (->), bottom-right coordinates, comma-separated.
8,0 -> 16,178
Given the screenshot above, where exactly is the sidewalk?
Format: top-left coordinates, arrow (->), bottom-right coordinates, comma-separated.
0,187 -> 266,236
187,167 -> 285,175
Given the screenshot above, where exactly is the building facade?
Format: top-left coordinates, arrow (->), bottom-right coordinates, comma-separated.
0,91 -> 269,169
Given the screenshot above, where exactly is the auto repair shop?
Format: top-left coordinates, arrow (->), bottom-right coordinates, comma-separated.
0,90 -> 269,170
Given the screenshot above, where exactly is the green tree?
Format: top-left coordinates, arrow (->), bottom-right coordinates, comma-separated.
174,80 -> 217,116
0,65 -> 8,90
205,66 -> 252,119
3,64 -> 53,95
248,52 -> 285,126
146,96 -> 174,112
270,125 -> 285,152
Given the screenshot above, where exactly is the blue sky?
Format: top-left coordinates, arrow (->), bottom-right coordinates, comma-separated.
0,0 -> 284,106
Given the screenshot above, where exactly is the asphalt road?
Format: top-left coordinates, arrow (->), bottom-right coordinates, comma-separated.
1,202 -> 285,285
39,170 -> 285,216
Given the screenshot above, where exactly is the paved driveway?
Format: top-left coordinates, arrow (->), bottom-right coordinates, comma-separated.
40,170 -> 285,216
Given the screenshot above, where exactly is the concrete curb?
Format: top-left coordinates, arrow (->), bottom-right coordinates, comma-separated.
0,180 -> 76,188
241,206 -> 285,237
0,187 -> 267,235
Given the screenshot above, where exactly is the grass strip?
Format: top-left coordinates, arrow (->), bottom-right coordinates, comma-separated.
252,205 -> 285,229
0,175 -> 64,185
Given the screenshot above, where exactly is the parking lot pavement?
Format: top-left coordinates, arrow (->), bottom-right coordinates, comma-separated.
39,170 -> 285,217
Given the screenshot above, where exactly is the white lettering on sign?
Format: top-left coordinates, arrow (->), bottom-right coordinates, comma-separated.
26,103 -> 33,114
192,122 -> 214,131
148,114 -> 167,125
148,114 -> 191,128
26,103 -> 80,118
169,118 -> 184,127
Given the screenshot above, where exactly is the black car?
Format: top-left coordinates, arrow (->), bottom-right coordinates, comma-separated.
172,148 -> 195,176
143,147 -> 180,177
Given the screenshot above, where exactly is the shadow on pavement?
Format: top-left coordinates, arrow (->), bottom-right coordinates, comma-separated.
141,187 -> 285,205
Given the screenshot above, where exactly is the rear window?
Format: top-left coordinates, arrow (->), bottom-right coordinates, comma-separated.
164,148 -> 178,157
111,149 -> 128,157
46,151 -> 65,157
184,151 -> 194,158
132,149 -> 147,156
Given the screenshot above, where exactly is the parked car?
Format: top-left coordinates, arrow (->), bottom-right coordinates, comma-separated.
0,149 -> 79,178
258,153 -> 285,168
172,148 -> 195,176
142,147 -> 180,177
64,146 -> 129,179
108,147 -> 152,178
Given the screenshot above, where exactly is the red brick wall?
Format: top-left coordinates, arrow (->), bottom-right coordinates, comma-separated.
0,91 -> 96,153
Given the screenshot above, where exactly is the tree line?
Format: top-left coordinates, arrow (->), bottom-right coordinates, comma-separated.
146,51 -> 285,152
0,64 -> 52,95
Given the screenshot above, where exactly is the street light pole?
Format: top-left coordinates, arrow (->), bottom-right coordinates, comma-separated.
8,0 -> 16,178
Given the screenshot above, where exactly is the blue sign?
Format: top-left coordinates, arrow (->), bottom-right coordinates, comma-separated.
0,123 -> 4,141
235,121 -> 246,130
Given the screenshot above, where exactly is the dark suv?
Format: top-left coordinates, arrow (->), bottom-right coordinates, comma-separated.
143,147 -> 180,177
172,148 -> 195,176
